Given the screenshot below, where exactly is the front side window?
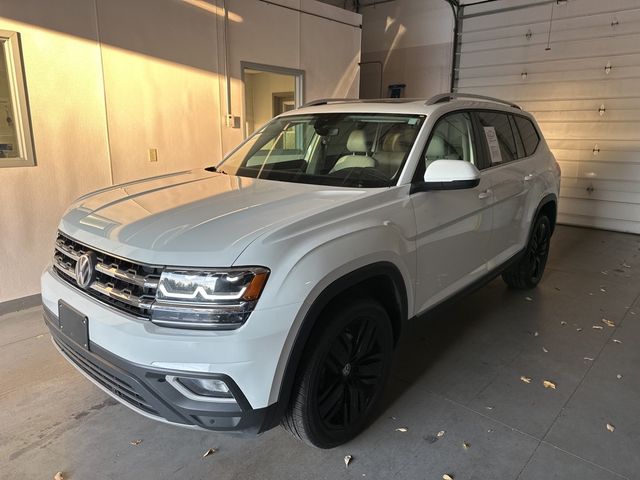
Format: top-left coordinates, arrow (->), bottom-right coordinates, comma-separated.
216,113 -> 424,188
0,31 -> 35,167
414,112 -> 476,181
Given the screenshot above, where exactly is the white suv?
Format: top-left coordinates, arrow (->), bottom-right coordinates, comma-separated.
42,93 -> 560,448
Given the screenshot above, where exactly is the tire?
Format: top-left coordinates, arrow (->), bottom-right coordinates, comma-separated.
282,297 -> 394,448
502,214 -> 552,289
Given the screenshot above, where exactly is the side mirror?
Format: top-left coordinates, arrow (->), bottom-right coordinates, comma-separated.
411,159 -> 481,193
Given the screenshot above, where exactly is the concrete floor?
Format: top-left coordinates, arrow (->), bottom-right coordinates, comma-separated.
2,225 -> 640,479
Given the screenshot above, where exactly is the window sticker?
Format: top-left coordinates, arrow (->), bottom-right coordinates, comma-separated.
483,126 -> 502,164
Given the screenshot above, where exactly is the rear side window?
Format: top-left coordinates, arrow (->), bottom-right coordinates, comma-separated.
513,116 -> 540,157
476,111 -> 518,165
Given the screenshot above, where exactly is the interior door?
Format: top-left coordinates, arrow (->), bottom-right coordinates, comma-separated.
411,112 -> 494,314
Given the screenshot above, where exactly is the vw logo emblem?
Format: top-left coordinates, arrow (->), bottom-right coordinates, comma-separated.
75,252 -> 96,289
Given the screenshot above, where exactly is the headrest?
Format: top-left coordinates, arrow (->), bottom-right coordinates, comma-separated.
426,135 -> 446,160
347,130 -> 369,153
382,128 -> 415,153
382,133 -> 402,152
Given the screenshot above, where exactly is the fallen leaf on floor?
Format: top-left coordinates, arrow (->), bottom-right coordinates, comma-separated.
601,271 -> 608,275
437,430 -> 446,438
485,406 -> 494,410
560,321 -> 567,326
543,380 -> 557,389
534,331 -> 539,337
36,334 -> 45,339
617,374 -> 623,379
600,287 -> 607,293
462,441 -> 470,450
592,325 -> 604,330
613,339 -> 622,344
554,287 -> 561,291
576,328 -> 583,332
344,455 -> 352,467
622,262 -> 631,268
584,357 -> 594,361
602,318 -> 616,327
202,448 -> 217,458
542,347 -> 549,353
525,297 -> 533,302
606,423 -> 615,433
395,427 -> 408,432
129,439 -> 143,446
520,376 -> 532,384
487,428 -> 494,433
54,473 -> 64,480
443,474 -> 454,480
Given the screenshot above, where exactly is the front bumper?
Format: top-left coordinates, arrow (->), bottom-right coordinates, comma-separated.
43,306 -> 276,432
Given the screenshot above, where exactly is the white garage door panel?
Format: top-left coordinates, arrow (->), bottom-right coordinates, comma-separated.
553,149 -> 640,163
561,183 -> 640,205
460,36 -> 640,69
461,79 -> 640,103
459,66 -> 640,88
533,110 -> 640,123
459,53 -> 640,80
463,0 -> 640,33
540,122 -> 640,141
463,8 -> 640,45
457,0 -> 640,233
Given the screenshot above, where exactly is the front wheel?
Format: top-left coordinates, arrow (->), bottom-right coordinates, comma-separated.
282,298 -> 394,448
502,215 -> 551,289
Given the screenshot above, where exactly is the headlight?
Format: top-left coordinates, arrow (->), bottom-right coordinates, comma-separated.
150,267 -> 269,329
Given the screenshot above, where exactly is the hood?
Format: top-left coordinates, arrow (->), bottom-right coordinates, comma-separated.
59,170 -> 368,267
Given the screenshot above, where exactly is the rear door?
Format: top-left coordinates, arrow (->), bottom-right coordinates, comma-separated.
410,111 -> 494,313
474,110 -> 532,268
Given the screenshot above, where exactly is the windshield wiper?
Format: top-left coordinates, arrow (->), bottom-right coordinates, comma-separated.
206,166 -> 228,175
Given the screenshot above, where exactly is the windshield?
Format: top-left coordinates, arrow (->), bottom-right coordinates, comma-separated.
215,113 -> 425,188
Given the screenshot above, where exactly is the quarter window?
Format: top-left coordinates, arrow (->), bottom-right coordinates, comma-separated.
514,115 -> 540,157
477,111 -> 517,165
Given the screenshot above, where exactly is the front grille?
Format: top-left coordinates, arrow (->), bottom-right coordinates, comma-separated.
52,232 -> 162,318
55,337 -> 159,416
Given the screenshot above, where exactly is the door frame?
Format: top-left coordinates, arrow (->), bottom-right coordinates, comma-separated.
240,61 -> 305,138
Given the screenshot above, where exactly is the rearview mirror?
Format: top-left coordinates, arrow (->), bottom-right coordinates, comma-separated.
411,159 -> 481,193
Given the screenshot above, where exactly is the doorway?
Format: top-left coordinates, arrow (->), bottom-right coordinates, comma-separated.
242,62 -> 304,137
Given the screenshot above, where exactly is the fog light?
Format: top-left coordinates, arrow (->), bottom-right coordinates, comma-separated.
176,377 -> 233,399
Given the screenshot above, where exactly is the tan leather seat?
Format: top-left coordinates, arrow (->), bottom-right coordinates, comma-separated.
330,130 -> 376,173
375,132 -> 409,177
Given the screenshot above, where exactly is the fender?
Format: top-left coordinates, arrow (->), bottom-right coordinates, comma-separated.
260,261 -> 408,431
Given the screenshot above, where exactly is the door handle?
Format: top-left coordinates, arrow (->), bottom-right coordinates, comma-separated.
524,173 -> 535,182
478,189 -> 492,199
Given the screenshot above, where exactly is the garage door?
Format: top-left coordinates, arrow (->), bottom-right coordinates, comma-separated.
456,0 -> 640,234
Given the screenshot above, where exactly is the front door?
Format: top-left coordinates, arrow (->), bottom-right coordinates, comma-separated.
410,112 -> 494,314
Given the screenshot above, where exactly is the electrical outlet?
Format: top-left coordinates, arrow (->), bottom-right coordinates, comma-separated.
149,148 -> 158,162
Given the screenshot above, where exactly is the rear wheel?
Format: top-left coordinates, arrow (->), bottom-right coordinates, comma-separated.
282,298 -> 393,448
502,215 -> 551,289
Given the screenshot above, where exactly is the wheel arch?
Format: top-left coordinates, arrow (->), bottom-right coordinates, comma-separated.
261,261 -> 408,431
534,193 -> 557,234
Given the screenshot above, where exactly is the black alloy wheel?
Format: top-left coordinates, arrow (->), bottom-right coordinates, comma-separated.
316,315 -> 386,431
502,215 -> 552,289
282,298 -> 393,448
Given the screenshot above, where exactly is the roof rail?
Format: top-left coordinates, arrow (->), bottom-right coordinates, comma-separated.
426,93 -> 521,110
301,98 -> 357,107
301,98 -> 425,108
